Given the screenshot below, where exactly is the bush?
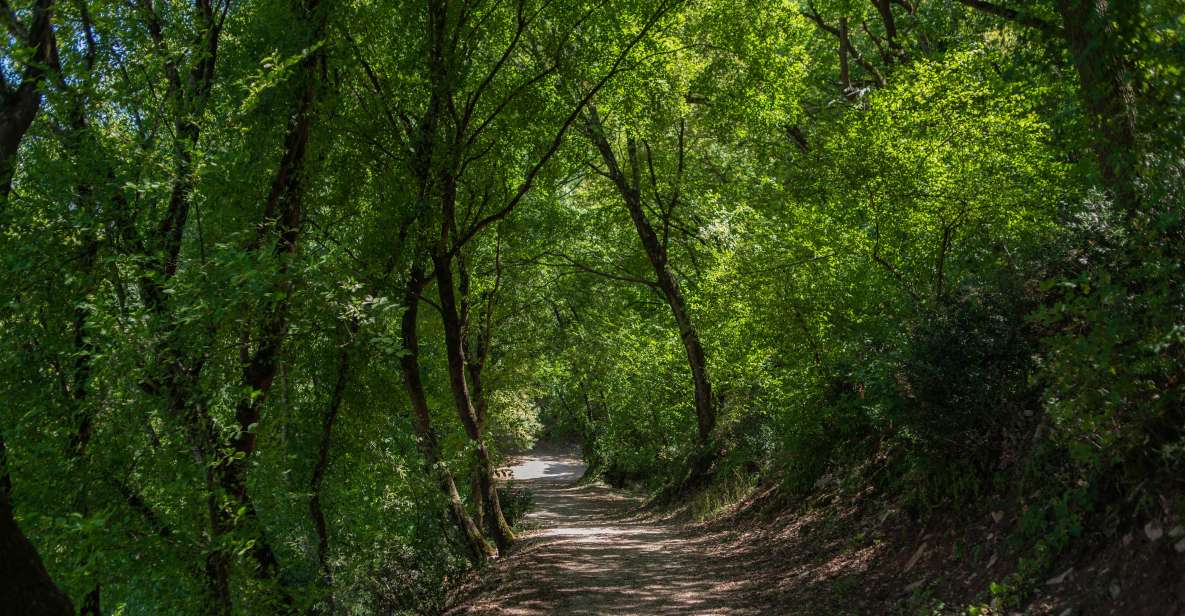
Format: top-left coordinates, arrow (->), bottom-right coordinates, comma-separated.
894,288 -> 1038,456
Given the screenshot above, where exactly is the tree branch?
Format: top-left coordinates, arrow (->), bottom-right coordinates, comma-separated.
514,251 -> 658,288
955,0 -> 1061,36
451,0 -> 685,255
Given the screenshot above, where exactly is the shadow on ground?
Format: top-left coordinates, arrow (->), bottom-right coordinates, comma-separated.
446,450 -> 768,616
450,447 -> 1185,615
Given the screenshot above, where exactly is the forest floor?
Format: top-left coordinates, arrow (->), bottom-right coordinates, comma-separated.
445,448 -> 1185,615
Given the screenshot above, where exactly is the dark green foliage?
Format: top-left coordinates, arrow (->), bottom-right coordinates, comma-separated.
895,290 -> 1037,456
497,487 -> 534,527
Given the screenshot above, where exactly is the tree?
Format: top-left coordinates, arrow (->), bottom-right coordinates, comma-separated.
0,436 -> 73,616
0,0 -> 56,198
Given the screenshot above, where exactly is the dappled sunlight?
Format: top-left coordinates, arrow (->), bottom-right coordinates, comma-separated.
506,455 -> 586,482
541,526 -> 664,539
450,449 -> 769,615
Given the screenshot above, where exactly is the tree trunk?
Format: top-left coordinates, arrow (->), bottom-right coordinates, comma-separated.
584,109 -> 716,445
0,27 -> 104,603
206,0 -> 327,607
469,466 -> 486,531
839,17 -> 852,94
459,249 -> 510,539
400,266 -> 496,562
0,436 -> 74,616
871,0 -> 900,54
961,0 -> 1140,216
309,319 -> 357,610
457,258 -> 486,531
78,588 -> 101,616
431,244 -> 516,551
0,0 -> 57,200
1056,0 -> 1140,216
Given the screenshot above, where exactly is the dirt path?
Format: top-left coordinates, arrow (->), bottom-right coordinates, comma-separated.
446,449 -> 767,615
446,449 -> 1185,616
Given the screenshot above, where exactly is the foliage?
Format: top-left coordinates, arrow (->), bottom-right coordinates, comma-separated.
0,0 -> 1182,613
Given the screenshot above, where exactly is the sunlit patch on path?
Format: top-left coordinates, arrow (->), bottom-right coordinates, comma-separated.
446,448 -> 767,615
504,455 -> 585,482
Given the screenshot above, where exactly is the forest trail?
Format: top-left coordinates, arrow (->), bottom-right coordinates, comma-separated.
446,449 -> 768,615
